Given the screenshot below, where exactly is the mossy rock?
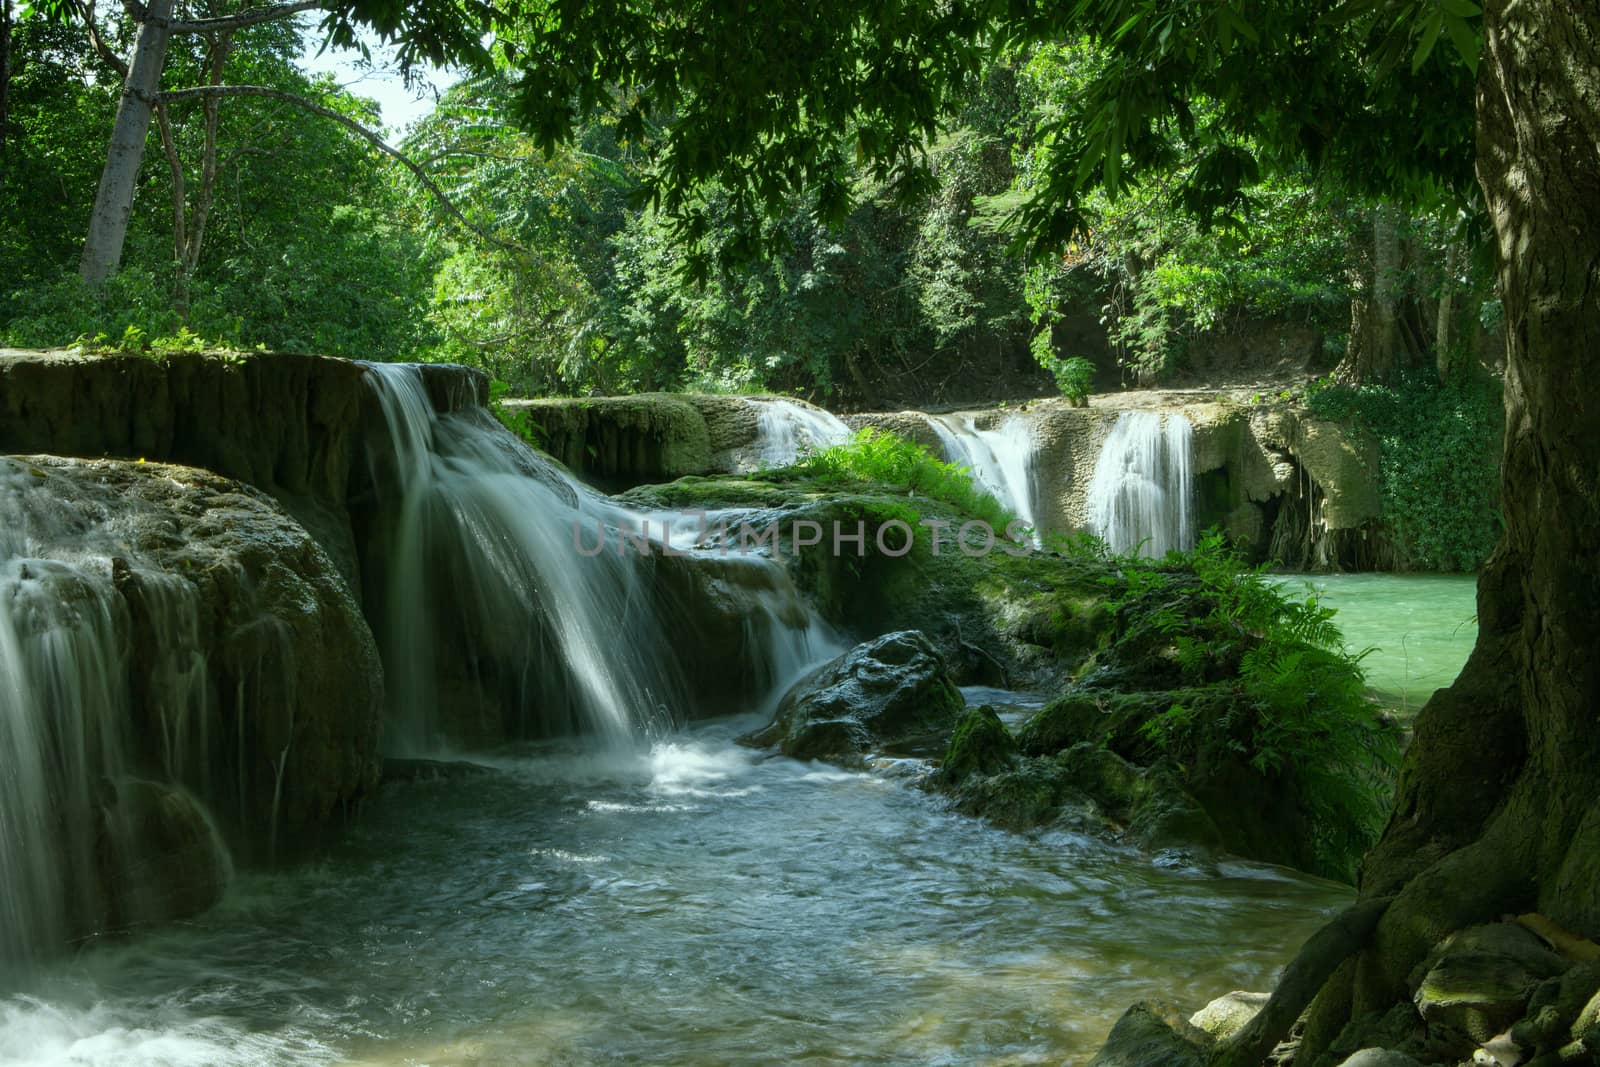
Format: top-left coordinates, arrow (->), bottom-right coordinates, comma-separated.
939,706 -> 1017,784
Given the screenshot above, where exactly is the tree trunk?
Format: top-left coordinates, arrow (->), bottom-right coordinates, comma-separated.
1,0 -> 11,181
1293,0 -> 1600,1057
1339,203 -> 1421,384
78,0 -> 175,285
1435,239 -> 1464,383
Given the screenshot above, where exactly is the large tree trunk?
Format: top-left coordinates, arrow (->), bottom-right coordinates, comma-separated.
78,0 -> 175,285
1292,0 -> 1600,1057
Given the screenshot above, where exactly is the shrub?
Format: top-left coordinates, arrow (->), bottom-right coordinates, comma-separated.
1109,533 -> 1399,878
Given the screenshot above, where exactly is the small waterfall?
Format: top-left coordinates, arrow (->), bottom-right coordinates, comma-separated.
746,398 -> 851,466
1085,411 -> 1195,557
1,510 -> 228,969
926,414 -> 1040,534
361,365 -> 837,752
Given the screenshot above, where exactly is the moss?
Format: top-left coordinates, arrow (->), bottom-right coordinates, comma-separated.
940,706 -> 1017,784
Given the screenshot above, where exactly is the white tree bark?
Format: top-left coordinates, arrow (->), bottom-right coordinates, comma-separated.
78,0 -> 175,285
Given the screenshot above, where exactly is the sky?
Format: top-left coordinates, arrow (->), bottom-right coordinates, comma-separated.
296,17 -> 460,135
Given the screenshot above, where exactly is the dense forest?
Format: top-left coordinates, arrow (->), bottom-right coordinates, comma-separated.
1,8 -> 1501,405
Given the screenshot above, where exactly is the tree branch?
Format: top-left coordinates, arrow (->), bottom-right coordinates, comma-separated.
81,0 -> 130,78
169,0 -> 323,34
156,84 -> 530,256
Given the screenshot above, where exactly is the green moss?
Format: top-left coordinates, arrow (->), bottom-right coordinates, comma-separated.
940,706 -> 1017,784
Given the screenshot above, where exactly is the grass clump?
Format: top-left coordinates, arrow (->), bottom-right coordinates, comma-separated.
771,428 -> 1019,532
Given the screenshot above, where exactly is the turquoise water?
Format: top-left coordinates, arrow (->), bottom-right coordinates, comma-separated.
1270,573 -> 1479,711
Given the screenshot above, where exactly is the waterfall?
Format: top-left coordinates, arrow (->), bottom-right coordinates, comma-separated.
746,398 -> 851,467
1,476 -> 229,970
1085,411 -> 1194,557
361,365 -> 838,753
926,414 -> 1040,535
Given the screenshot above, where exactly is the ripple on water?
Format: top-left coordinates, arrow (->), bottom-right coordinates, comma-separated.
1,717 -> 1351,1067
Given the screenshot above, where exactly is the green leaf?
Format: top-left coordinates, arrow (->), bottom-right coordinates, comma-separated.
1411,9 -> 1445,72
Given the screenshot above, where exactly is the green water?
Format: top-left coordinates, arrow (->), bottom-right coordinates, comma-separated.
1271,572 -> 1479,710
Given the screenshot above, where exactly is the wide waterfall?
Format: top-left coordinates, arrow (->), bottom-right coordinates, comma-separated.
745,398 -> 851,466
926,414 -> 1040,535
1085,411 -> 1195,557
361,365 -> 836,753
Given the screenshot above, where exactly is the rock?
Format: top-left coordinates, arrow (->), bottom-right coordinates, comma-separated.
1086,1001 -> 1210,1067
499,393 -> 714,489
382,757 -> 497,783
1508,961 -> 1600,1054
742,630 -> 965,762
3,456 -> 384,853
652,551 -> 818,716
1334,1050 -> 1424,1067
1414,923 -> 1571,1050
1189,991 -> 1270,1041
100,779 -> 232,928
0,349 -> 487,591
938,705 -> 1016,783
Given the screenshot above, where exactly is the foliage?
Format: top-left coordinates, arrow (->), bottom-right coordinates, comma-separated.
1034,347 -> 1096,404
1306,374 -> 1503,570
0,10 -> 437,358
774,428 -> 1019,533
1109,533 -> 1399,877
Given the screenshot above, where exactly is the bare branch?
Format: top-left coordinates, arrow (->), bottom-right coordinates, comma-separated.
82,0 -> 130,78
169,0 -> 323,33
156,84 -> 531,256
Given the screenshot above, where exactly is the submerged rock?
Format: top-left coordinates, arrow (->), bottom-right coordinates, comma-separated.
742,630 -> 965,762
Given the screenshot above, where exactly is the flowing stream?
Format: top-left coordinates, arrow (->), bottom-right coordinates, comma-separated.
7,383 -> 1426,1067
0,720 -> 1349,1067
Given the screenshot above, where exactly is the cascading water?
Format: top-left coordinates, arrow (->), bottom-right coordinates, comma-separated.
926,413 -> 1040,535
360,365 -> 838,753
745,398 -> 851,467
1,470 -> 229,971
1085,411 -> 1195,557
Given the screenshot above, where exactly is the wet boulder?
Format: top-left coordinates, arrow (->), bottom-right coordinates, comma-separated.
99,779 -> 232,928
742,630 -> 965,762
1334,1050 -> 1424,1067
938,705 -> 1017,784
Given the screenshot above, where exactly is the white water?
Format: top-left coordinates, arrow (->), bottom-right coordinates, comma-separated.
745,397 -> 852,466
1086,411 -> 1195,557
362,365 -> 838,753
927,413 -> 1040,534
